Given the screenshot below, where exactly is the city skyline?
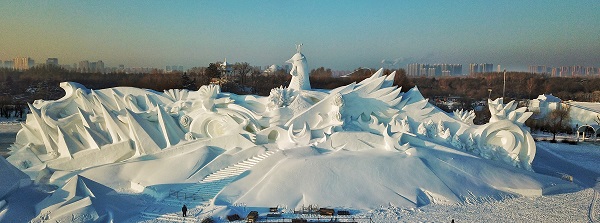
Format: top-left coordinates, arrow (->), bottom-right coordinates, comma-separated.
3,55 -> 600,78
1,1 -> 599,71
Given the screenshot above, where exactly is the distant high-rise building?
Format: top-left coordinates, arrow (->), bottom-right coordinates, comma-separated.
407,63 -> 462,76
79,60 -> 90,73
529,65 -> 599,77
559,66 -> 570,77
551,67 -> 558,77
90,62 -> 97,73
96,60 -> 104,73
528,65 -> 550,74
5,60 -> 13,69
469,63 -> 493,74
46,58 -> 59,67
13,57 -> 34,70
469,64 -> 479,74
585,67 -> 598,76
482,63 -> 493,73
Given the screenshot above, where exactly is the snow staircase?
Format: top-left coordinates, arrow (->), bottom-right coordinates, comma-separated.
203,151 -> 275,182
165,151 -> 275,203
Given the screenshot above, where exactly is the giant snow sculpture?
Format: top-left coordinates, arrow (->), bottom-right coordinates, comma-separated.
287,43 -> 311,91
5,47 -> 539,221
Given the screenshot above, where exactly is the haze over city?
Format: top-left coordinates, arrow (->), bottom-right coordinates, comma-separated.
1,0 -> 599,71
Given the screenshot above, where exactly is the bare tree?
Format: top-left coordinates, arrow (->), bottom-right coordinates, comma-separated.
546,104 -> 571,142
233,62 -> 255,86
526,78 -> 536,99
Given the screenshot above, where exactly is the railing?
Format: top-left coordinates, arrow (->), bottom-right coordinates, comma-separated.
256,216 -> 373,223
168,189 -> 210,201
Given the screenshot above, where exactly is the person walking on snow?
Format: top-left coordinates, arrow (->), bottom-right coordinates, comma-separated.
182,204 -> 188,217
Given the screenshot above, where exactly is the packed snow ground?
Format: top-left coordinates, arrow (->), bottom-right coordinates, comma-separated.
124,140 -> 600,223
361,187 -> 597,222
358,140 -> 600,223
0,128 -> 599,222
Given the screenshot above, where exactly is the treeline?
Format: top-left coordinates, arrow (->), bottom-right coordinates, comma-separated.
309,68 -> 600,102
411,72 -> 600,102
0,64 -> 292,106
1,65 -> 600,109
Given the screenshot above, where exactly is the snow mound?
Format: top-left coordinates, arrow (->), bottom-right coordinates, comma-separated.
2,48 -> 574,222
216,144 -> 569,211
0,157 -> 30,200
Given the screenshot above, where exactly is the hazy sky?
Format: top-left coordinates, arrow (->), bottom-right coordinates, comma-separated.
1,0 -> 599,71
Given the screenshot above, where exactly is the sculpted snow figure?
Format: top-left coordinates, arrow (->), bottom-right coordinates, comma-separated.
4,47 -> 548,222
287,44 -> 311,91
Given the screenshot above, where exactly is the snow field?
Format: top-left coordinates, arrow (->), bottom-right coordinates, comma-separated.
361,188 -> 595,222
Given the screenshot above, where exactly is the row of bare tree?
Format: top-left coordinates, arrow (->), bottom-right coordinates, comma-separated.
1,65 -> 600,110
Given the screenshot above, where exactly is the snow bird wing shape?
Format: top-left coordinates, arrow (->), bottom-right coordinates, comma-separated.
341,68 -> 404,124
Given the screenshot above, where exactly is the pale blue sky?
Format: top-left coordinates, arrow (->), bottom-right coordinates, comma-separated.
1,0 -> 599,71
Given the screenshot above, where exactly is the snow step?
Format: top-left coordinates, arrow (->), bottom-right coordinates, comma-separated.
166,151 -> 276,203
234,163 -> 253,168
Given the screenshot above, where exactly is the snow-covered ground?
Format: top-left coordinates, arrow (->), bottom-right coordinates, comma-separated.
362,187 -> 597,222
2,122 -> 597,222
538,141 -> 600,177
362,140 -> 600,223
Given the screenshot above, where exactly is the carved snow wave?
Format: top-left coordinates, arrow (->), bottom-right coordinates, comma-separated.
5,49 -> 540,221
7,72 -> 535,175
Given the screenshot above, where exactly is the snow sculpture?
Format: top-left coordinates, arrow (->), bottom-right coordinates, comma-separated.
6,49 -> 536,174
35,175 -> 99,221
476,98 -> 536,169
267,86 -> 295,111
287,44 -> 311,91
4,47 -> 542,221
453,109 -> 475,125
0,157 -> 30,201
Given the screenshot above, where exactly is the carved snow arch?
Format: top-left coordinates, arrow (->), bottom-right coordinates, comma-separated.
576,124 -> 600,141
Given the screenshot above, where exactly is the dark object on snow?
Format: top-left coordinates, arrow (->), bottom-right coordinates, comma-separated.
182,204 -> 188,217
319,208 -> 335,216
201,217 -> 215,223
337,210 -> 351,215
267,213 -> 281,217
227,214 -> 241,221
246,211 -> 259,223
